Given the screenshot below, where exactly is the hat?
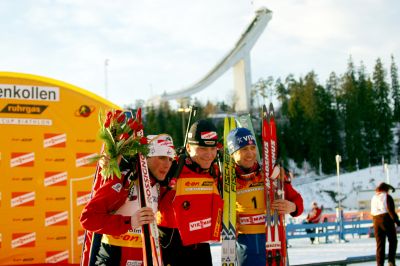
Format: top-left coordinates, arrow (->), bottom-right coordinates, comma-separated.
227,127 -> 256,154
187,119 -> 218,147
147,134 -> 176,159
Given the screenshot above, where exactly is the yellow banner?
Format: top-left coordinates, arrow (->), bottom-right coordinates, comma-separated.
0,72 -> 120,264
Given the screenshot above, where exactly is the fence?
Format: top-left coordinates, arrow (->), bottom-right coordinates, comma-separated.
286,219 -> 373,242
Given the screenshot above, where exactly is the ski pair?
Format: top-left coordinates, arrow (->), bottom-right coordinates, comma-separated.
134,108 -> 163,266
221,116 -> 237,266
262,104 -> 287,266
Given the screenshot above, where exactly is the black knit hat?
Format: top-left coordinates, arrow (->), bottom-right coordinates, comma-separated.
187,119 -> 218,147
377,182 -> 395,192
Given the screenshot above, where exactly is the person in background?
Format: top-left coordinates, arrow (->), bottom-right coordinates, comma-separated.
80,134 -> 175,266
227,127 -> 304,266
157,119 -> 224,266
371,182 -> 400,266
304,201 -> 323,244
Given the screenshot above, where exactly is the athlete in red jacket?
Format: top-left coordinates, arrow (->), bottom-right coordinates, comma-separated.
80,134 -> 175,266
158,120 -> 224,266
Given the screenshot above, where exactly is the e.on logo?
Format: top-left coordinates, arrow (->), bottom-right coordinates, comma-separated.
11,232 -> 36,248
45,250 -> 69,263
44,133 -> 66,148
45,211 -> 68,226
189,217 -> 211,232
184,181 -> 200,187
10,152 -> 34,167
76,191 -> 91,206
44,171 -> 67,186
11,192 -> 35,207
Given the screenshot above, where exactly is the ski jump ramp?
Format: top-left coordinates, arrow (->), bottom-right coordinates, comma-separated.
150,7 -> 272,112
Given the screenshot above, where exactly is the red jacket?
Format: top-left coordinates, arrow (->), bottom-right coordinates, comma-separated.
158,159 -> 223,246
80,167 -> 158,266
306,206 -> 323,224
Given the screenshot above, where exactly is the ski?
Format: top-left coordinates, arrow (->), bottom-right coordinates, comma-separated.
135,108 -> 163,266
263,104 -> 287,266
221,116 -> 237,266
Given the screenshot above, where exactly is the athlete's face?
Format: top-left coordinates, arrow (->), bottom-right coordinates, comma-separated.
186,144 -> 217,169
147,156 -> 173,181
232,145 -> 257,169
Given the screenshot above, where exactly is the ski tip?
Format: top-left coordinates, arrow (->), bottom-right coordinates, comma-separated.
262,105 -> 268,117
136,108 -> 142,123
269,103 -> 274,115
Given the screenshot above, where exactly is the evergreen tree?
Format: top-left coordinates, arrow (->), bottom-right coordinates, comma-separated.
391,55 -> 400,122
372,58 -> 393,162
390,55 -> 400,158
285,77 -> 308,168
356,62 -> 376,167
341,57 -> 363,170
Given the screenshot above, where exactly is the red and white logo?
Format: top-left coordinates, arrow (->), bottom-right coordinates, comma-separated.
76,191 -> 91,206
239,214 -> 265,225
45,250 -> 69,263
76,153 -> 97,167
201,131 -> 217,140
11,232 -> 36,248
77,230 -> 85,245
189,217 -> 211,231
44,171 -> 67,186
11,192 -> 35,207
10,152 -> 34,167
45,211 -> 68,226
44,133 -> 66,148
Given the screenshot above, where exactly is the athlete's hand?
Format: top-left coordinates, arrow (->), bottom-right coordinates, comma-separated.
271,199 -> 296,214
131,207 -> 155,228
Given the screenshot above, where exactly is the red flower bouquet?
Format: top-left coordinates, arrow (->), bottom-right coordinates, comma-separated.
94,109 -> 148,180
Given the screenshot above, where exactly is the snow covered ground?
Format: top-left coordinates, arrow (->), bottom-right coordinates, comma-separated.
209,164 -> 400,265
211,236 -> 382,265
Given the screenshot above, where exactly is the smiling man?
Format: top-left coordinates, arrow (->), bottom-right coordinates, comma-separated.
158,119 -> 223,266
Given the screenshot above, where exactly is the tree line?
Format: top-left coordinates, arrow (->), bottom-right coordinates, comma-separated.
127,55 -> 400,175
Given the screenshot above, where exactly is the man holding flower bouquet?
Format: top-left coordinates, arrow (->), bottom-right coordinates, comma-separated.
80,133 -> 176,266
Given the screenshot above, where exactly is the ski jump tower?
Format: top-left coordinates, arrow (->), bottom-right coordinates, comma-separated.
150,7 -> 272,112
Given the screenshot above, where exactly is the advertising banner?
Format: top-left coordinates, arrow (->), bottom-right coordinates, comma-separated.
0,72 -> 120,265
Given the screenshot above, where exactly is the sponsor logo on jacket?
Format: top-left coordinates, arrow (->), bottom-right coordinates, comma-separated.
189,217 -> 211,231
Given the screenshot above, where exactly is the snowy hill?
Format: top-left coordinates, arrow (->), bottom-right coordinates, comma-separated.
291,163 -> 400,216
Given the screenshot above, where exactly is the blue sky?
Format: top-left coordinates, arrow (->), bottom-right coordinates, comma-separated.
1,0 -> 399,108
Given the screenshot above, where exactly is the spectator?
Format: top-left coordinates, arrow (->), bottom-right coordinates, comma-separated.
371,182 -> 400,266
304,201 -> 323,244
